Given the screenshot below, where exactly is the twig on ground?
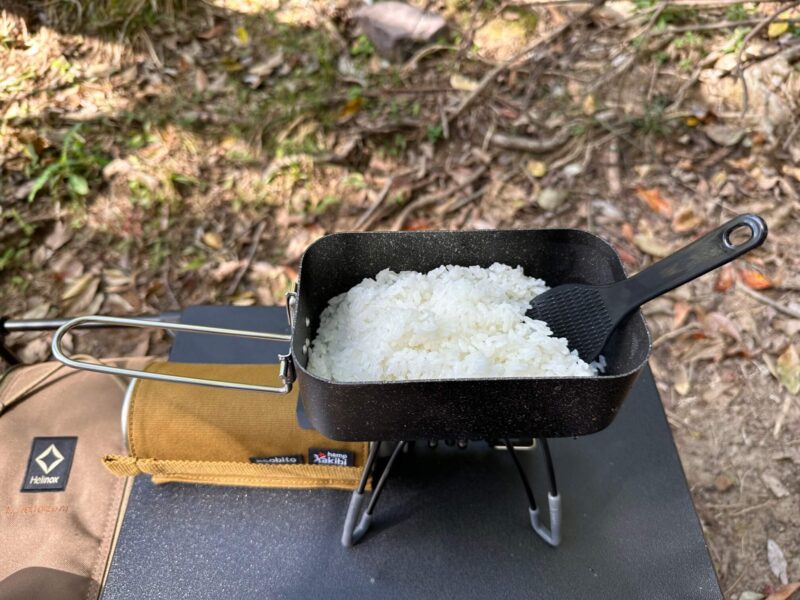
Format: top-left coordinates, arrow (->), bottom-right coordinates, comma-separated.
401,44 -> 457,75
448,0 -> 607,123
728,499 -> 777,517
354,177 -> 395,232
737,284 -> 800,319
162,260 -> 182,311
438,184 -> 490,215
722,559 -> 756,599
227,221 -> 267,296
488,126 -> 572,153
356,119 -> 423,135
782,120 -> 800,150
391,166 -> 488,230
736,1 -> 800,122
774,394 -> 793,438
653,323 -> 703,348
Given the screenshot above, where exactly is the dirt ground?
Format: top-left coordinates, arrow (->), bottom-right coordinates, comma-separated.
1,1 -> 799,597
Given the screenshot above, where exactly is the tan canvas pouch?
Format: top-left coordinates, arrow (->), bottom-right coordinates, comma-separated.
103,361 -> 369,491
0,357 -> 150,600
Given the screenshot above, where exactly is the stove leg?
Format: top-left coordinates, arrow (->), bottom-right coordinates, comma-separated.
341,440 -> 406,547
506,438 -> 561,547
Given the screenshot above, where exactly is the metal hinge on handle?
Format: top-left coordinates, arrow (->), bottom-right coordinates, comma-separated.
51,315 -> 296,394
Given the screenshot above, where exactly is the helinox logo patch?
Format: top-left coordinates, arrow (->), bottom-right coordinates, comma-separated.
309,448 -> 354,467
22,437 -> 77,492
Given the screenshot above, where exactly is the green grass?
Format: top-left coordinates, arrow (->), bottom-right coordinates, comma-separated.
25,125 -> 110,202
47,0 -> 183,37
725,3 -> 750,22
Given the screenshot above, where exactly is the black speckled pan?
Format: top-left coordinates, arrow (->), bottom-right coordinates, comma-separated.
291,229 -> 652,441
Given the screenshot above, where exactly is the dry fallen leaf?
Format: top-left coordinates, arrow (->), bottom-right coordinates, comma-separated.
674,364 -> 690,395
18,337 -> 51,363
739,268 -> 773,290
231,290 -> 256,306
768,21 -> 789,38
633,233 -> 670,257
776,344 -> 800,394
714,265 -> 735,292
234,26 -> 250,46
582,94 -> 596,115
704,124 -> 745,147
783,164 -> 800,183
103,269 -> 133,293
45,221 -> 72,252
61,272 -> 95,301
768,539 -> 789,585
673,301 -> 692,328
636,187 -> 672,216
704,311 -> 742,343
403,218 -> 433,231
245,51 -> 285,88
766,582 -> 800,600
672,206 -> 702,233
338,96 -> 363,121
714,473 -> 734,493
621,222 -> 634,242
194,68 -> 208,92
526,160 -> 547,178
211,260 -> 244,282
197,23 -> 226,40
449,73 -> 479,92
762,472 -> 790,498
202,231 -> 223,250
63,274 -> 101,315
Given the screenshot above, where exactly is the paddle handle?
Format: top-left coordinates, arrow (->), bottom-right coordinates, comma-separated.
608,214 -> 767,321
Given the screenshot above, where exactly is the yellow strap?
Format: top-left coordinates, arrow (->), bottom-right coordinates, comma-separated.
103,455 -> 366,491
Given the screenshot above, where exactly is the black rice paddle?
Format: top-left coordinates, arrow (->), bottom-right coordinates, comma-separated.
526,213 -> 768,362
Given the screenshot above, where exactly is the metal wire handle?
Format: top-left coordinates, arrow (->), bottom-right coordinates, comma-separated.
51,315 -> 295,394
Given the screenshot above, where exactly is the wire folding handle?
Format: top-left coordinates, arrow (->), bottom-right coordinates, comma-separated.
51,315 -> 295,394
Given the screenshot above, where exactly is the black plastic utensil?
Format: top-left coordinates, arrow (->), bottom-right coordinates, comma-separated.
526,213 -> 768,362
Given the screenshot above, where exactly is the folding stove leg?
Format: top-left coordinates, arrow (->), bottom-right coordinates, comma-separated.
341,440 -> 406,547
505,438 -> 561,547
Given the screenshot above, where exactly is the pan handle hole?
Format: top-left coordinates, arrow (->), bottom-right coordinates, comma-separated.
724,223 -> 754,248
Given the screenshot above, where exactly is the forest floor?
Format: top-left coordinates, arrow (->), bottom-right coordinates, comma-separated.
1,1 -> 799,597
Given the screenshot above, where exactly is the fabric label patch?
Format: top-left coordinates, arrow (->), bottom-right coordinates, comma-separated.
249,455 -> 304,465
309,449 -> 354,467
21,437 -> 78,493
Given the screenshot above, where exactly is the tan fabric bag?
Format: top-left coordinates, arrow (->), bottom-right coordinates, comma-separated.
0,358 -> 149,600
103,361 -> 369,490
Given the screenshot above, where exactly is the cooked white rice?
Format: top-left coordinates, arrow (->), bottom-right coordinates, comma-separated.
306,263 -> 597,382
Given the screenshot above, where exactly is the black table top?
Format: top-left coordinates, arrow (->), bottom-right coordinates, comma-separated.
102,306 -> 721,600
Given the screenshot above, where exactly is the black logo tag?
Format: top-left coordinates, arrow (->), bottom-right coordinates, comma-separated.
309,448 -> 354,467
21,437 -> 77,493
249,454 -> 304,465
